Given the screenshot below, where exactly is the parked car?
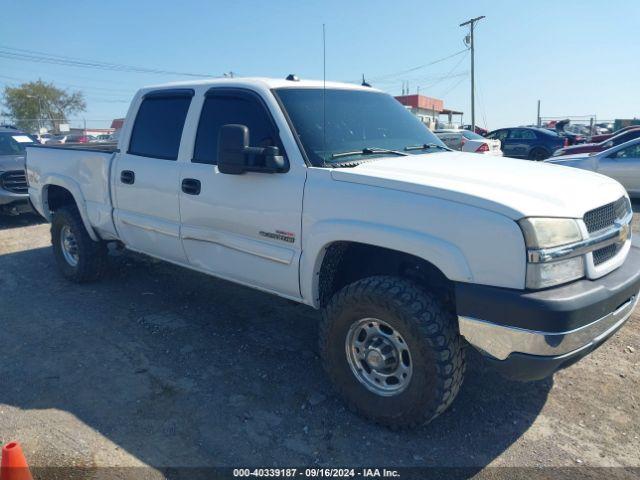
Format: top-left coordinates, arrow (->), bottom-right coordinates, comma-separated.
460,124 -> 488,136
553,128 -> 640,156
35,132 -> 55,144
545,127 -> 585,146
435,129 -> 502,155
590,125 -> 640,144
47,134 -> 94,145
546,138 -> 640,198
26,77 -> 640,428
0,126 -> 35,215
485,127 -> 566,160
95,134 -> 113,142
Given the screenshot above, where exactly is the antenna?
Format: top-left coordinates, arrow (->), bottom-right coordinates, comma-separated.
322,23 -> 326,162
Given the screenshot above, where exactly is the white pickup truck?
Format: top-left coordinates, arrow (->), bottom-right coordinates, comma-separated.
27,77 -> 640,428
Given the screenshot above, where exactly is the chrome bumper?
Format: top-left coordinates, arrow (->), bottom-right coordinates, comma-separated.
459,295 -> 638,360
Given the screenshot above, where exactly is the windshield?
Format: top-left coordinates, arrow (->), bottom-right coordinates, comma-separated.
0,132 -> 36,155
274,88 -> 447,166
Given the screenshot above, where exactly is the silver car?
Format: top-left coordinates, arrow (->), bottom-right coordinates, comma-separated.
0,128 -> 35,214
546,137 -> 640,198
434,129 -> 503,156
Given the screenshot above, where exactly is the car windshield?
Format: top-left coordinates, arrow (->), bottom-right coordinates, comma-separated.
274,88 -> 446,166
0,132 -> 36,155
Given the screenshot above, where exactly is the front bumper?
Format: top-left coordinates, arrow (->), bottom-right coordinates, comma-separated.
0,189 -> 28,206
0,190 -> 30,214
456,245 -> 640,381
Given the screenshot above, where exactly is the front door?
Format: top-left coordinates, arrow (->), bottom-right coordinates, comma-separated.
113,90 -> 193,263
178,88 -> 306,299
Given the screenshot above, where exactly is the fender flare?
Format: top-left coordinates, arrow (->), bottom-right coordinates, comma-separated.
41,174 -> 100,241
300,219 -> 473,308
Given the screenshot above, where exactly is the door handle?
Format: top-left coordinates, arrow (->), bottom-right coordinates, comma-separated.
181,178 -> 201,195
120,170 -> 135,185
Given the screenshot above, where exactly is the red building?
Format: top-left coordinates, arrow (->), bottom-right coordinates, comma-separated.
395,94 -> 462,129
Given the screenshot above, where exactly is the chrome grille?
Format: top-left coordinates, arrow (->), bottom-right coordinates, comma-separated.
0,170 -> 28,194
593,243 -> 621,266
583,197 -> 630,234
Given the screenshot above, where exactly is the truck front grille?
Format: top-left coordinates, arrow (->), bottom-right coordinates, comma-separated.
583,197 -> 630,234
593,243 -> 621,266
0,170 -> 28,194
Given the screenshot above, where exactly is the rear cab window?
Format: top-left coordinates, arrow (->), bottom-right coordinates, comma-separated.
128,89 -> 194,160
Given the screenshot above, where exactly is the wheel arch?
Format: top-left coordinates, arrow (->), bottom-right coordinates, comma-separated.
301,221 -> 473,308
41,176 -> 99,241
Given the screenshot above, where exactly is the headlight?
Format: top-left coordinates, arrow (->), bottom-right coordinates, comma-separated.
519,218 -> 582,248
525,257 -> 585,289
519,218 -> 585,289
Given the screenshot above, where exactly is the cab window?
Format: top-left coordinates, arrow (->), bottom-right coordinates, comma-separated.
128,91 -> 193,160
193,91 -> 279,165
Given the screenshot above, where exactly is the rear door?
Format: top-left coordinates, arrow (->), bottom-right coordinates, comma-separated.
438,133 -> 462,150
178,88 -> 306,299
112,89 -> 193,263
503,129 -> 536,158
598,143 -> 640,196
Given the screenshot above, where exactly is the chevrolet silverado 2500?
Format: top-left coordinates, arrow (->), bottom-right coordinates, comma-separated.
27,78 -> 640,428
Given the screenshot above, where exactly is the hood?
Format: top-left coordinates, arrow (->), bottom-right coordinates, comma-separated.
546,153 -> 594,162
0,154 -> 26,172
559,142 -> 603,154
330,152 -> 625,219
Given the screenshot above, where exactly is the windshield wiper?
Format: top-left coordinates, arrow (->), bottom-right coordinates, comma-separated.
404,143 -> 450,152
330,147 -> 409,160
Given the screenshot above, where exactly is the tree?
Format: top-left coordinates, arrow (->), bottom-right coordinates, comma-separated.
1,80 -> 86,133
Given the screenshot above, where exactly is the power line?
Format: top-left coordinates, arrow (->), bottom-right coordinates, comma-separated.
0,44 -> 220,78
410,50 -> 469,92
365,48 -> 469,83
438,73 -> 468,98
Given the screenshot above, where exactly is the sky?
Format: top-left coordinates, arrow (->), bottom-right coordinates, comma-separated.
1,0 -> 639,130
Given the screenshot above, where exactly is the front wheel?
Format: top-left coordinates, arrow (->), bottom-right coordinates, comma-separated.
51,206 -> 107,282
319,276 -> 466,429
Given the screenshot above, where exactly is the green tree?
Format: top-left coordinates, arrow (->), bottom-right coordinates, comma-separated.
1,80 -> 86,133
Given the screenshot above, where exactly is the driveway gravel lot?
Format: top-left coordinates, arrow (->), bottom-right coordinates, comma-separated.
0,204 -> 639,479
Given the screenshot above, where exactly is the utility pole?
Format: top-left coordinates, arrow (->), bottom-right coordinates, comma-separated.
537,100 -> 541,127
459,15 -> 485,132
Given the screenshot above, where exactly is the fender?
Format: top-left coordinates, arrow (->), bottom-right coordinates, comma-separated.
300,219 -> 473,308
40,174 -> 100,241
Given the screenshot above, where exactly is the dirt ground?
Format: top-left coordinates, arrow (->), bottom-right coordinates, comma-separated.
0,204 -> 638,479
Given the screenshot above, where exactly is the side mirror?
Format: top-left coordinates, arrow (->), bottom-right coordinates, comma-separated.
217,124 -> 288,175
218,124 -> 250,175
604,141 -> 614,149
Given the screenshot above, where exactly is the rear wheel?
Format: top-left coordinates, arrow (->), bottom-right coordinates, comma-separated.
51,206 -> 107,282
319,276 -> 465,429
529,147 -> 550,161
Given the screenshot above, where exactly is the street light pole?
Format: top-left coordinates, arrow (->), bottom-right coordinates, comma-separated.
459,15 -> 485,132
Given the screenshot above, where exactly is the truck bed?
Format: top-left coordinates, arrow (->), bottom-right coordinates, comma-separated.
26,144 -> 118,240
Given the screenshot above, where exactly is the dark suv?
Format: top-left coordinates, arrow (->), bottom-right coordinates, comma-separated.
486,127 -> 567,160
0,127 -> 36,215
